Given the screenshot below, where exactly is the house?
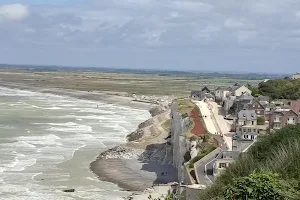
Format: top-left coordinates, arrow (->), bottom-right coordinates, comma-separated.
233,92 -> 254,114
291,73 -> 300,79
190,90 -> 215,101
270,109 -> 299,130
290,101 -> 300,115
215,86 -> 230,102
235,109 -> 268,137
229,85 -> 252,97
248,99 -> 266,117
213,151 -> 241,177
190,91 -> 202,100
201,86 -> 210,93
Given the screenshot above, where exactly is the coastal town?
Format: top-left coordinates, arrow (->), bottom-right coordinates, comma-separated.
124,73 -> 300,200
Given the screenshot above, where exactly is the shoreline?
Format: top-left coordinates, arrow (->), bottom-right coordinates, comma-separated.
0,82 -> 176,198
0,82 -> 151,110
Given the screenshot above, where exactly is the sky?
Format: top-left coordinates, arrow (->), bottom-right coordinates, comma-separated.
0,0 -> 300,73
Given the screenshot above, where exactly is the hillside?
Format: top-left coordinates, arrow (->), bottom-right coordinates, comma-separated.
198,124 -> 300,199
257,79 -> 300,100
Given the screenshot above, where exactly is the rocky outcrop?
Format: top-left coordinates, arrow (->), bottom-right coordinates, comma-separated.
149,105 -> 166,117
98,145 -> 143,159
138,118 -> 154,129
127,129 -> 145,142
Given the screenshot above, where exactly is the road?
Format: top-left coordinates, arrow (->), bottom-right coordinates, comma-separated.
194,101 -> 217,134
194,100 -> 232,185
209,102 -> 233,150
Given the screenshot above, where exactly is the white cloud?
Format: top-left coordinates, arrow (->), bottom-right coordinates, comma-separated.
0,4 -> 29,23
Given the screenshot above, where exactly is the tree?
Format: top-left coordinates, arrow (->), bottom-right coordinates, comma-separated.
257,116 -> 265,125
224,171 -> 299,200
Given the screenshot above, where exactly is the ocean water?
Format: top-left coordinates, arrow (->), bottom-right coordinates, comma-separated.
0,87 -> 150,200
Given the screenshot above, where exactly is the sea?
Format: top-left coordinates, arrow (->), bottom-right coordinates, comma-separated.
0,87 -> 150,200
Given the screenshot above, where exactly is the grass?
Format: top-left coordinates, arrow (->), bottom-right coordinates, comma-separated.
0,69 -> 262,97
188,143 -> 217,168
199,124 -> 300,200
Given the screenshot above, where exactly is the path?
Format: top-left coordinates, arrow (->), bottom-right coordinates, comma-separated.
194,100 -> 230,185
209,102 -> 232,150
194,101 -> 217,135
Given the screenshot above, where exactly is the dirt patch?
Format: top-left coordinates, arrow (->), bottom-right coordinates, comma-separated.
190,108 -> 206,136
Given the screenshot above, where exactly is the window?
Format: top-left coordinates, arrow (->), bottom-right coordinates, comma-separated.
219,163 -> 227,168
252,121 -> 254,125
239,128 -> 242,131
257,110 -> 260,114
251,135 -> 255,140
253,129 -> 256,132
248,129 -> 251,132
243,129 -> 246,132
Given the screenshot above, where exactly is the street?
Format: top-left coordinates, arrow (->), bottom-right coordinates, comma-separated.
194,100 -> 233,185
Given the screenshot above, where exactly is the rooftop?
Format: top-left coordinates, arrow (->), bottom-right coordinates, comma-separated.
238,110 -> 257,120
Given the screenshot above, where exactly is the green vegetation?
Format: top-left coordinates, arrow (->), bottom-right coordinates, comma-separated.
224,171 -> 299,200
257,79 -> 300,100
257,116 -> 265,125
199,124 -> 300,199
0,68 -> 262,97
176,98 -> 195,117
188,143 -> 217,168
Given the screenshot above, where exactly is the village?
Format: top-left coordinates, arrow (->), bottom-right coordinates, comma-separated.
186,79 -> 300,189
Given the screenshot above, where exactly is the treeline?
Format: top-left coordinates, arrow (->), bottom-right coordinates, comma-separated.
257,79 -> 300,100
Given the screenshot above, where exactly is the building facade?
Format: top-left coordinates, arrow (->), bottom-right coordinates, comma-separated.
270,109 -> 299,130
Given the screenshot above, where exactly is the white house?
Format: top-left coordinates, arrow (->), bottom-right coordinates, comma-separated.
231,85 -> 252,97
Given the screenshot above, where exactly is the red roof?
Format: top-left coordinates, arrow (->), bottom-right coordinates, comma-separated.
290,101 -> 300,114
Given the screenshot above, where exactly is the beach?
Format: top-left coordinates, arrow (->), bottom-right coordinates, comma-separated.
0,85 -> 152,200
0,83 -> 176,199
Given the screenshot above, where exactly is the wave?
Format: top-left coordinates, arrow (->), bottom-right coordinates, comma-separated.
0,157 -> 37,172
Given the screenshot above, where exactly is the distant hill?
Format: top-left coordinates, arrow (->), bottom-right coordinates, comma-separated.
199,124 -> 300,199
0,64 -> 286,80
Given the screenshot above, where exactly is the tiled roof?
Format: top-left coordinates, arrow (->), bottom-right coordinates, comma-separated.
238,110 -> 257,120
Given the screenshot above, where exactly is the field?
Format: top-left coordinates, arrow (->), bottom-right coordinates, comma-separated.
0,68 -> 262,97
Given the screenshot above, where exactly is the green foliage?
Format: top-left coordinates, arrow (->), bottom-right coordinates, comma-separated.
224,171 -> 299,200
258,79 -> 300,100
188,143 -> 217,168
257,116 -> 265,125
199,124 -> 300,200
248,85 -> 261,97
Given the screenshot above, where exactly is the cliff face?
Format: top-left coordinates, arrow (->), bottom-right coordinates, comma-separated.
170,102 -> 190,183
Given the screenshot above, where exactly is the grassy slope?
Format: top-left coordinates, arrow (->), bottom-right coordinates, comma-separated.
199,124 -> 300,199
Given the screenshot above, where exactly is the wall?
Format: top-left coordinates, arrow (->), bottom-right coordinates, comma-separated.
170,101 -> 189,184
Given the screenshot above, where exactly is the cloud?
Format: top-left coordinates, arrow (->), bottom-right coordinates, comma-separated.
0,4 -> 29,23
1,0 -> 300,73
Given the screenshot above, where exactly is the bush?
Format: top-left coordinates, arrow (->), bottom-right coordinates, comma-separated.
224,171 -> 299,200
257,116 -> 265,125
198,124 -> 300,200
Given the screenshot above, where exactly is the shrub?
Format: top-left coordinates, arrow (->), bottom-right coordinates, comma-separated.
257,116 -> 265,125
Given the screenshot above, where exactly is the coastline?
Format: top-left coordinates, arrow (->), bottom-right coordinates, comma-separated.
0,82 -> 151,110
0,82 -> 177,198
90,108 -> 177,193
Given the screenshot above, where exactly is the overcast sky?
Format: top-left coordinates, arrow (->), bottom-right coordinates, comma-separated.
0,0 -> 300,73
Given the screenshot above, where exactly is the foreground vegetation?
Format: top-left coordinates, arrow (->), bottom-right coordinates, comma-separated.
199,124 -> 300,199
255,78 -> 300,100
